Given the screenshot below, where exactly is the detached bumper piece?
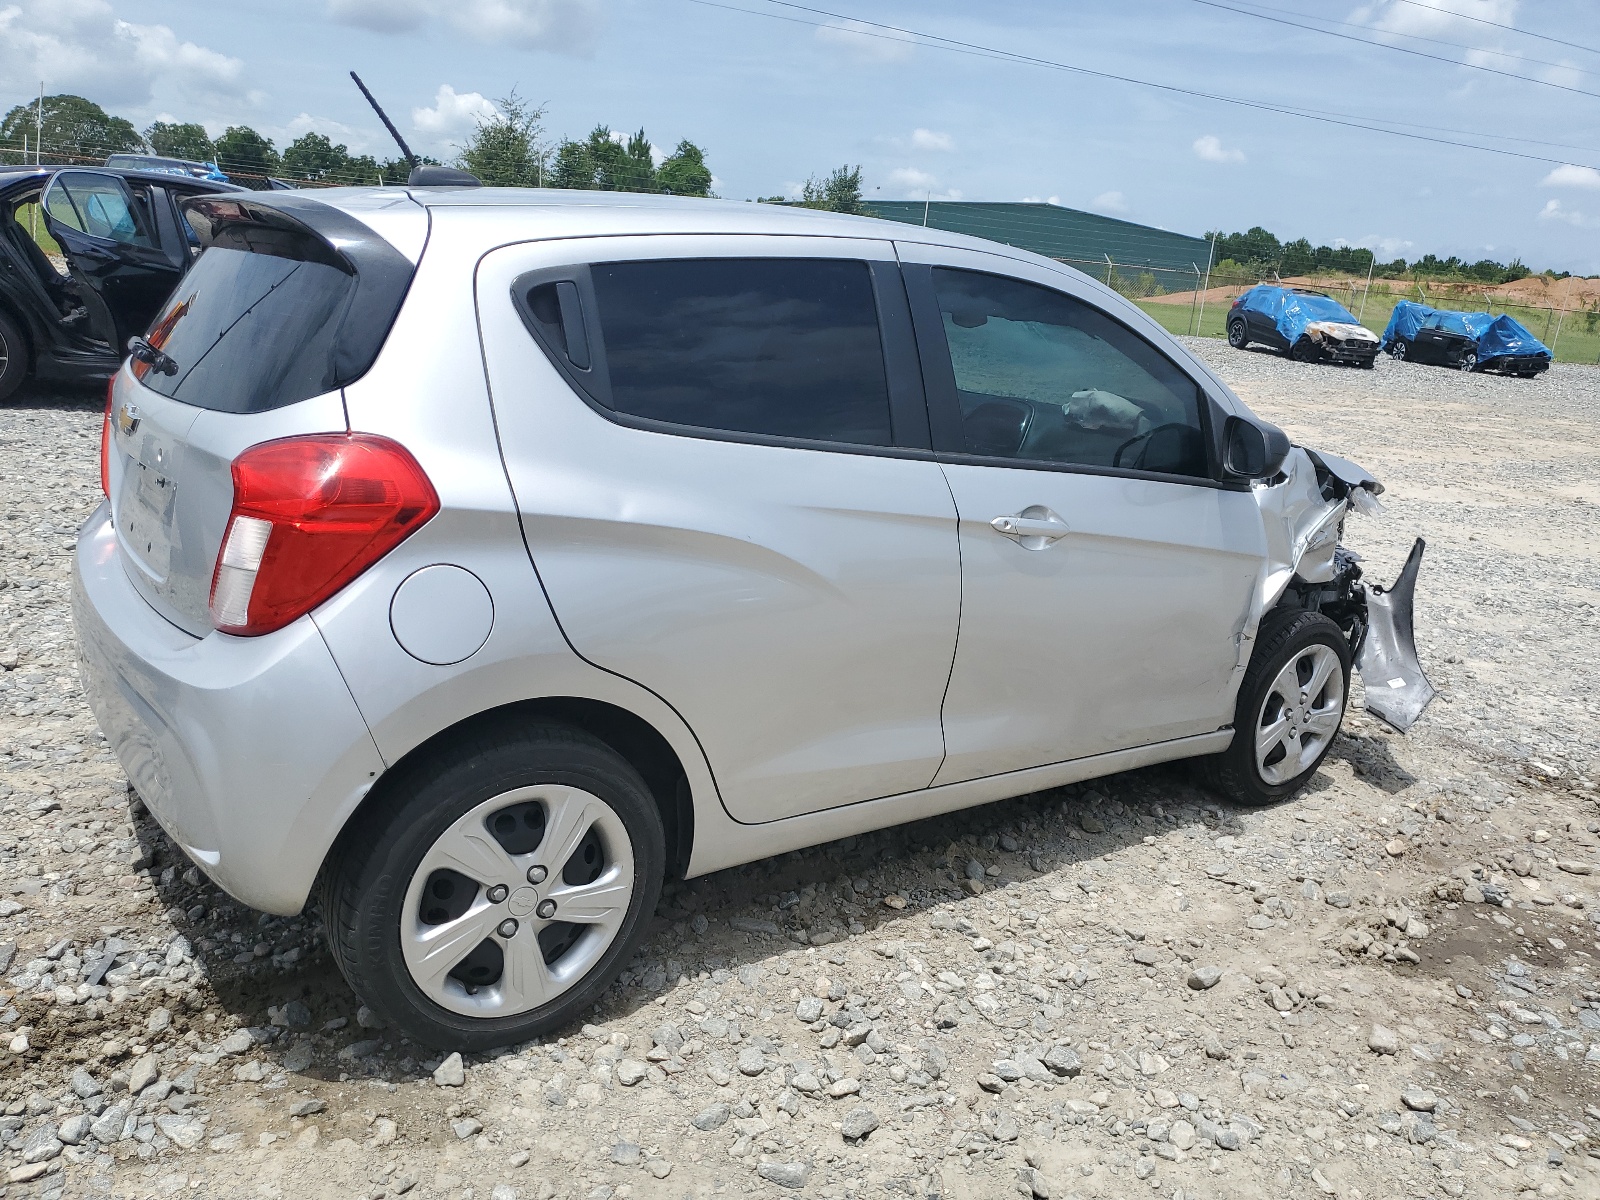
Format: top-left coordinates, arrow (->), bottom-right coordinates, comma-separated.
1357,538 -> 1435,732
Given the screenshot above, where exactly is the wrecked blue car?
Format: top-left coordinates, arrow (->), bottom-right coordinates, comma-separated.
1380,300 -> 1551,378
1226,285 -> 1381,367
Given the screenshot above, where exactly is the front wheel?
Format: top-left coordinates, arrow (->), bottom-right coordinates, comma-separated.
1201,610 -> 1351,807
320,720 -> 666,1051
0,310 -> 28,402
1458,351 -> 1477,373
1290,337 -> 1320,363
1227,320 -> 1249,349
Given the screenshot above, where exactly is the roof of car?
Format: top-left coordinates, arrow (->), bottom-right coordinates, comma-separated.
0,165 -> 245,191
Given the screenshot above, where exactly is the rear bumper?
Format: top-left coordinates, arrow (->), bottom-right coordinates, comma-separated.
72,502 -> 385,914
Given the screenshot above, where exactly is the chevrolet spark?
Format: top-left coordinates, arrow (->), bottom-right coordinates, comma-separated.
73,186 -> 1433,1049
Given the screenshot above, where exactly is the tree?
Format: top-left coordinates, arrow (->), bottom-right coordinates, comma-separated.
213,126 -> 280,179
145,121 -> 214,163
550,125 -> 655,192
458,92 -> 546,187
656,140 -> 712,196
0,94 -> 142,164
797,164 -> 863,214
280,132 -> 384,184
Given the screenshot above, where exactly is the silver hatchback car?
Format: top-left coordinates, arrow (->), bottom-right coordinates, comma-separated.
73,186 -> 1433,1049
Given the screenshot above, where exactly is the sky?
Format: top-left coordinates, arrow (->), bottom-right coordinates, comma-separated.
3,0 -> 1599,273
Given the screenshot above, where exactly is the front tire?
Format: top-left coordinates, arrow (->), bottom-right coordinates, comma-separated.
0,310 -> 28,402
1201,610 -> 1350,807
1458,351 -> 1477,373
1227,319 -> 1249,349
320,720 -> 666,1051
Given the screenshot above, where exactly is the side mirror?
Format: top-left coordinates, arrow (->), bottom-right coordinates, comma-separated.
1223,415 -> 1291,480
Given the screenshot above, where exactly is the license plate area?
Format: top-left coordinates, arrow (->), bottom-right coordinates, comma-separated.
117,449 -> 179,582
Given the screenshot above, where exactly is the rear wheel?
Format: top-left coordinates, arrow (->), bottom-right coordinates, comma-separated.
1227,319 -> 1249,349
1201,610 -> 1350,807
0,310 -> 28,402
1391,339 -> 1408,362
321,720 -> 666,1051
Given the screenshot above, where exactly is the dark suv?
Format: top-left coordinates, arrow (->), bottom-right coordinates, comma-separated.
0,166 -> 242,401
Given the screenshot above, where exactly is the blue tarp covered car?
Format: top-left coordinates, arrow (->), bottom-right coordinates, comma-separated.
1381,300 -> 1551,377
1227,285 -> 1381,367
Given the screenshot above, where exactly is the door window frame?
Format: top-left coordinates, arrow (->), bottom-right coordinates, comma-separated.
510,246 -> 934,458
900,260 -> 1236,489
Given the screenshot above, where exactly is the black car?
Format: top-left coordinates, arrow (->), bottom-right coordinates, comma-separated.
0,166 -> 244,401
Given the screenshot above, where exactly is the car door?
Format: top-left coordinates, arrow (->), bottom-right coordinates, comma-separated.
40,171 -> 185,348
1412,315 -> 1450,364
476,234 -> 961,822
898,243 -> 1265,785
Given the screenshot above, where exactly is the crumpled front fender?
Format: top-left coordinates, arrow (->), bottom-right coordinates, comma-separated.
1358,538 -> 1435,732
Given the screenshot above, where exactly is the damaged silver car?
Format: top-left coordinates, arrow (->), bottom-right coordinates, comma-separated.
75,187 -> 1433,1048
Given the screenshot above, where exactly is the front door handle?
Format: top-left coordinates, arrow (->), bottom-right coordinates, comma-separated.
990,509 -> 1069,550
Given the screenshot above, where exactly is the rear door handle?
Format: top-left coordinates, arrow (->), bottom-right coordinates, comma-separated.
990,510 -> 1069,549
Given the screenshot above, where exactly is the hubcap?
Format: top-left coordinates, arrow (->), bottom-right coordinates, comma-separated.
400,784 -> 634,1018
1254,644 -> 1345,786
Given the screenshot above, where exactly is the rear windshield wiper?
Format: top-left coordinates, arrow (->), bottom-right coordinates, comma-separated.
127,335 -> 178,376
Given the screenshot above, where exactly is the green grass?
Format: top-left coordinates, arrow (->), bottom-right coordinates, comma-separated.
14,201 -> 61,258
1135,289 -> 1600,365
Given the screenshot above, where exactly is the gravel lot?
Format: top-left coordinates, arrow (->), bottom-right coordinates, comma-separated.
1,346 -> 1597,1200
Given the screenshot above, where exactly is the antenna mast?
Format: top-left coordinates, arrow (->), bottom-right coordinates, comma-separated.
350,71 -> 418,167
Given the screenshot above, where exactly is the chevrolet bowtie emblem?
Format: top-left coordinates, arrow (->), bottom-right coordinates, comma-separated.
116,404 -> 140,436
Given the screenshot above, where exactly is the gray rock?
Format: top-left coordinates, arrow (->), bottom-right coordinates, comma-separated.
145,1007 -> 172,1035
729,917 -> 781,936
1401,1086 -> 1437,1112
1132,945 -> 1161,966
1324,891 -> 1352,909
840,1106 -> 879,1141
992,1113 -> 1020,1142
795,997 -> 823,1023
288,1098 -> 325,1117
127,1053 -> 159,1094
692,1103 -> 730,1131
490,1186 -> 519,1200
1080,813 -> 1105,834
1368,1024 -> 1400,1055
1187,966 -> 1222,990
756,1160 -> 811,1189
217,1030 -> 253,1056
70,1066 -> 102,1098
1043,1045 -> 1082,1077
155,1114 -> 205,1150
281,1000 -> 312,1028
610,1141 -> 642,1166
737,1047 -> 767,1076
1169,1119 -> 1196,1150
451,1117 -> 483,1140
615,1059 -> 648,1087
90,1102 -> 130,1144
652,1022 -> 685,1053
57,1113 -> 92,1146
281,1041 -> 314,1073
0,941 -> 13,975
21,1124 -> 62,1163
433,1051 -> 466,1086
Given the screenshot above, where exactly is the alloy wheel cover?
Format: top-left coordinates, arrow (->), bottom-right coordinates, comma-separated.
1254,644 -> 1344,786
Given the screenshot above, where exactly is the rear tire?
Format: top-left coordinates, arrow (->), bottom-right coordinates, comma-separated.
320,720 -> 666,1051
0,310 -> 28,402
1200,610 -> 1350,807
1227,320 -> 1249,350
1391,340 -> 1408,362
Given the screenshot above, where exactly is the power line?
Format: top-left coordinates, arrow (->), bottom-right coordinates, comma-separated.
1200,0 -> 1599,78
1384,0 -> 1600,59
694,1 -> 1600,168
1185,0 -> 1600,100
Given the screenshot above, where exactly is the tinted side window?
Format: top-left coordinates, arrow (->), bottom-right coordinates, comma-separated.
932,268 -> 1207,478
589,258 -> 894,446
45,173 -> 155,248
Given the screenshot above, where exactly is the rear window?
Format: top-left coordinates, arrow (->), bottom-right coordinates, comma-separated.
587,258 -> 894,446
135,247 -> 355,413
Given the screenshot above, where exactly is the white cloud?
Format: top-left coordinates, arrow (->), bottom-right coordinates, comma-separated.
0,0 -> 251,111
1538,198 -> 1596,227
1351,0 -> 1523,70
1022,195 -> 1063,206
411,84 -> 499,141
1335,234 -> 1414,258
329,0 -> 603,53
887,166 -> 937,191
910,128 -> 953,152
1092,190 -> 1128,213
1193,134 -> 1245,164
1541,164 -> 1600,190
815,18 -> 915,63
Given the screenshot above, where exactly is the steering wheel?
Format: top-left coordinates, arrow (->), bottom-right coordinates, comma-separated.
1113,422 -> 1192,470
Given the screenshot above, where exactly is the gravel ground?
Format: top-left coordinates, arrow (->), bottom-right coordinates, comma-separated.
0,348 -> 1597,1200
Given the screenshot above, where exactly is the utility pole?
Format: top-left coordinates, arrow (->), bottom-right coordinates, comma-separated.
1357,250 -> 1376,323
36,83 -> 44,165
1188,264 -> 1202,336
922,190 -> 931,226
1196,231 -> 1218,337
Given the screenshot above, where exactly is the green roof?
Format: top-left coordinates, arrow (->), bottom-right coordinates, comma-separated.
862,201 -> 1211,277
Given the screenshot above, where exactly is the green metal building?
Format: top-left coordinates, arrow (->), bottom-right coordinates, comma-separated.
861,201 -> 1213,279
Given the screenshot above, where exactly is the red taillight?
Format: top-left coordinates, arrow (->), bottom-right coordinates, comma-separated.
209,434 -> 439,636
100,377 -> 115,498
